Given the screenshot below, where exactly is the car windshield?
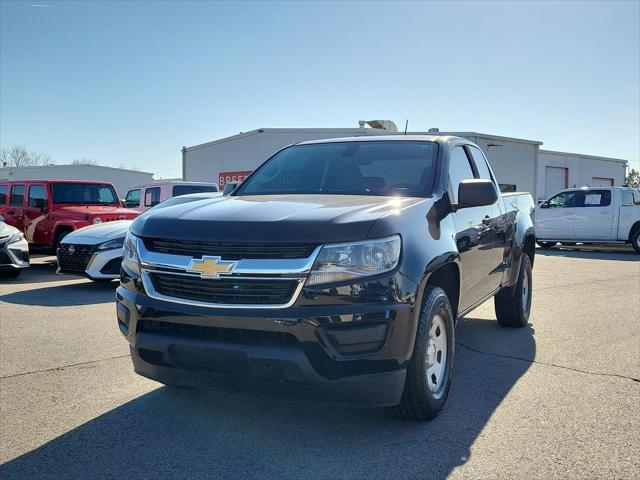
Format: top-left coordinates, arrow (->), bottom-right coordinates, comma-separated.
236,140 -> 439,197
51,183 -> 119,205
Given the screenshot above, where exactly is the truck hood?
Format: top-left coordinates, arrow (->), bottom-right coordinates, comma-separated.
131,194 -> 428,243
61,220 -> 132,245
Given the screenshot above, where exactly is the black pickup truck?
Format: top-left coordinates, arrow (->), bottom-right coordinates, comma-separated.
116,135 -> 535,420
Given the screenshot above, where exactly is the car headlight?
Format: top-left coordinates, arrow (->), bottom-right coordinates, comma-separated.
306,235 -> 401,286
8,232 -> 25,245
122,232 -> 140,274
96,237 -> 125,251
93,217 -> 103,224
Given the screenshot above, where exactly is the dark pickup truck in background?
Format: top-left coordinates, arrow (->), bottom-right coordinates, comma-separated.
117,135 -> 536,421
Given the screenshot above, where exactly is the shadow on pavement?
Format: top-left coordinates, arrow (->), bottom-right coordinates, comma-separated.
536,246 -> 638,261
0,279 -> 116,306
0,317 -> 535,479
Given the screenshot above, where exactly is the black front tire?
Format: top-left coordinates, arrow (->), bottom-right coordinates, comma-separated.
495,254 -> 532,327
394,285 -> 455,421
536,241 -> 556,248
631,228 -> 640,255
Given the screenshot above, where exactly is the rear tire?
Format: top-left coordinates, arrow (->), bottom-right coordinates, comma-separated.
394,285 -> 455,421
495,254 -> 532,328
536,241 -> 556,248
631,227 -> 640,255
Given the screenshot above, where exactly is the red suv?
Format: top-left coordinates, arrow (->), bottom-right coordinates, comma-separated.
0,180 -> 139,250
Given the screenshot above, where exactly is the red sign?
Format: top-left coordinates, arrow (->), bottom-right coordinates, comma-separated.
219,170 -> 252,188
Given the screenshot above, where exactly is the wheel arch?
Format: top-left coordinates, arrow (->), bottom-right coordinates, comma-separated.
423,260 -> 461,320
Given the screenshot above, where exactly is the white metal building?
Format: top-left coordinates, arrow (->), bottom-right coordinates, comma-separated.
183,127 -> 542,195
538,150 -> 627,201
0,164 -> 154,197
182,123 -> 629,201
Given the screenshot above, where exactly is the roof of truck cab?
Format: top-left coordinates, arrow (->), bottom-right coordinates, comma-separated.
297,134 -> 462,145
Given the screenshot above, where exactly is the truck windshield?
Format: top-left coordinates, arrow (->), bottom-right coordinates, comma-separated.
236,141 -> 439,197
51,183 -> 119,205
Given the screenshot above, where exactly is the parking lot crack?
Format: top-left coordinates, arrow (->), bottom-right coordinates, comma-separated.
456,342 -> 640,383
0,354 -> 130,380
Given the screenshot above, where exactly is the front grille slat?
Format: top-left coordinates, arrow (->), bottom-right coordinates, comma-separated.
150,272 -> 299,306
143,238 -> 316,260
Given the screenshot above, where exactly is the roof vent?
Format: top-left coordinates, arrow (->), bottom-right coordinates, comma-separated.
358,120 -> 398,132
428,127 -> 439,133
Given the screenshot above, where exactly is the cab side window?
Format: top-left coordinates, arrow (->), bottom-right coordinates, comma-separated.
448,147 -> 475,204
579,190 -> 611,207
622,190 -> 634,206
546,191 -> 581,208
144,187 -> 161,207
467,146 -> 495,183
10,185 -> 25,206
28,185 -> 47,208
124,189 -> 141,208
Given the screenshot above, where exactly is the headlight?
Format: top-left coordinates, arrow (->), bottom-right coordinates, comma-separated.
8,232 -> 25,245
122,232 -> 140,274
93,217 -> 103,224
306,235 -> 401,286
96,237 -> 125,251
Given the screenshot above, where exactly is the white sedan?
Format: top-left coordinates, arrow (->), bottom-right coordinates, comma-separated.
56,191 -> 223,281
0,218 -> 30,278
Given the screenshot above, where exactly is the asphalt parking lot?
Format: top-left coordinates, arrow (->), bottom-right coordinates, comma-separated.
0,247 -> 639,479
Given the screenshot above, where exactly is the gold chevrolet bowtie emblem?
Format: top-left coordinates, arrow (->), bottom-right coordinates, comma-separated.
187,256 -> 237,278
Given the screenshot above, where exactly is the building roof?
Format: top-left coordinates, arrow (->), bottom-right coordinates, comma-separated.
539,149 -> 628,164
184,127 -> 544,151
0,164 -> 154,175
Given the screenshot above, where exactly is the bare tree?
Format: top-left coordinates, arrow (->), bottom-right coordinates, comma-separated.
0,145 -> 51,167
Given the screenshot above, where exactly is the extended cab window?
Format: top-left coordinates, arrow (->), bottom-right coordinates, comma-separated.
546,191 -> 581,208
579,190 -> 611,207
0,185 -> 7,205
448,147 -> 475,203
125,189 -> 141,208
28,185 -> 47,208
236,141 -> 438,197
634,190 -> 640,205
622,190 -> 634,206
144,187 -> 161,207
10,185 -> 24,206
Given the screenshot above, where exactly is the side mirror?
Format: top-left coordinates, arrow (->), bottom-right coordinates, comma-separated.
40,206 -> 48,214
540,202 -> 549,209
223,183 -> 239,196
456,179 -> 498,209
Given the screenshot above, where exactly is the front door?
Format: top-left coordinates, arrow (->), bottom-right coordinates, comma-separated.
448,146 -> 499,313
573,190 -> 613,240
536,190 -> 581,239
24,184 -> 50,244
5,184 -> 26,232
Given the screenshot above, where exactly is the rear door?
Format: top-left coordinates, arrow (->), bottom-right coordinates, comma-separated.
24,183 -> 49,244
5,184 -> 26,232
536,190 -> 580,239
573,189 -> 613,240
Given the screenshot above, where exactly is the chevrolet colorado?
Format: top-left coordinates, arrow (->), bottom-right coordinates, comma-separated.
117,135 -> 536,420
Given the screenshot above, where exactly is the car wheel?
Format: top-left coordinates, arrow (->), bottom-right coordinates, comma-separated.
631,227 -> 640,255
495,254 -> 532,328
536,241 -> 556,248
394,285 -> 455,421
54,229 -> 72,252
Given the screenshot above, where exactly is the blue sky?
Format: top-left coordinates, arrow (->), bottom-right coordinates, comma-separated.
1,0 -> 638,178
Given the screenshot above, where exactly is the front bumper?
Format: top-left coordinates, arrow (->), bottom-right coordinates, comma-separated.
116,269 -> 418,406
0,237 -> 30,270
